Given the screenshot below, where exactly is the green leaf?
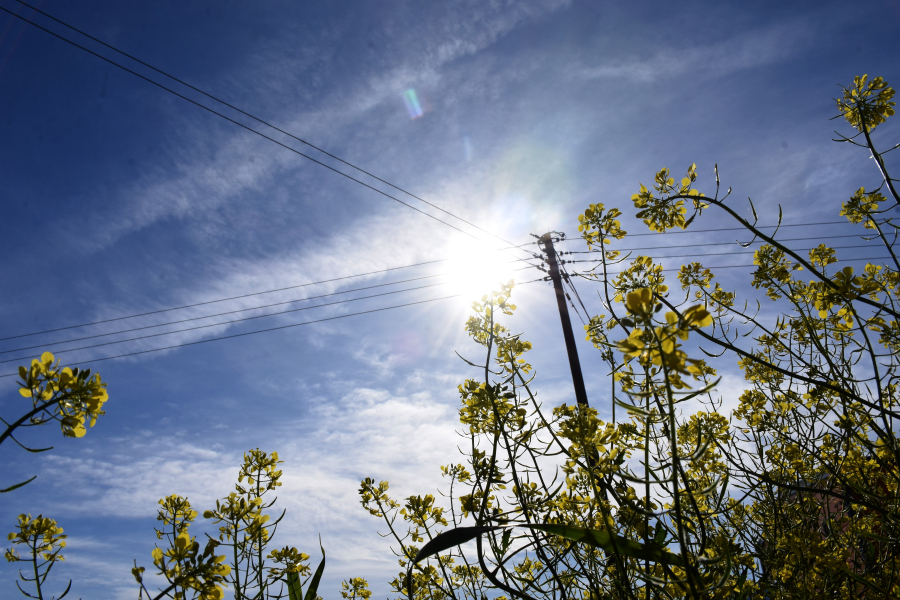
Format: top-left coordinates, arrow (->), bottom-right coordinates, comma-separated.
1,475 -> 37,493
409,526 -> 504,600
614,397 -> 652,415
303,538 -> 325,600
734,568 -> 751,600
653,521 -> 666,545
672,377 -> 721,402
287,572 -> 303,600
410,523 -> 684,573
412,526 -> 503,566
500,528 -> 512,555
526,523 -> 685,568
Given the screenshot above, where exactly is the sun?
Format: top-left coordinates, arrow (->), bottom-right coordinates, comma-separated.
444,241 -> 523,302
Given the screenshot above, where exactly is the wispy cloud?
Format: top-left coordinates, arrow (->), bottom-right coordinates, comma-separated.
70,0 -> 572,252
577,21 -> 815,83
29,381 -> 469,590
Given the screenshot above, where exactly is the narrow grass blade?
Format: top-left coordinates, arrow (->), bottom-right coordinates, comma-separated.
304,538 -> 325,600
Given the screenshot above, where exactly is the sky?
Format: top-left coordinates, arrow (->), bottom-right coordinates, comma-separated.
0,0 -> 899,598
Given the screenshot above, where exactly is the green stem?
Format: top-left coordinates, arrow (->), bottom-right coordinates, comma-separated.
862,125 -> 900,205
233,523 -> 242,600
0,390 -> 80,448
31,535 -> 44,600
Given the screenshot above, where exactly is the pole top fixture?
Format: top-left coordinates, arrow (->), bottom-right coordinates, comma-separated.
535,231 -> 566,245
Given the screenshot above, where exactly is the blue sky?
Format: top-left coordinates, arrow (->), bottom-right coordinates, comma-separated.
1,0 -> 899,598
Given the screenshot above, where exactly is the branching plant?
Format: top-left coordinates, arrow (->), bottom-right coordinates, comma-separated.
2,353 -> 109,599
1,352 -> 108,493
137,449 -> 325,600
5,514 -> 71,600
340,577 -> 372,600
359,74 -> 900,599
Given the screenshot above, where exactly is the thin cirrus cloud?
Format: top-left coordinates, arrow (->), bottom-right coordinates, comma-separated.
577,21 -> 815,83
67,0 -> 574,253
49,202 -> 513,364
32,384 -> 468,573
36,383 -> 468,513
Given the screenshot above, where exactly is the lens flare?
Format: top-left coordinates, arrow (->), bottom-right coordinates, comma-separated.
403,89 -> 423,119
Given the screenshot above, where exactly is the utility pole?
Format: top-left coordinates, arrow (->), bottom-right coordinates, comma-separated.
538,233 -> 590,409
539,233 -> 607,498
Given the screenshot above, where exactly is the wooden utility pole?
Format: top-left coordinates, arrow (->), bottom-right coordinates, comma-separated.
538,233 -> 590,409
539,233 -> 606,497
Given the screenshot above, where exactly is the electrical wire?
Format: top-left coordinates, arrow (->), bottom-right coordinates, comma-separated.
561,236 -> 877,254
1,5 -> 886,355
0,244 -> 535,342
560,264 -> 591,325
0,276 -> 548,379
3,0 -> 871,259
0,281 -> 446,365
561,246 -> 889,264
5,4 -> 890,386
0,6 -> 875,343
0,295 -> 460,378
10,0 -> 526,253
561,279 -> 586,326
570,254 -> 891,279
0,226 -> 871,345
0,5 -> 488,240
553,220 -> 854,242
0,273 -> 445,356
0,227 -> 863,344
0,264 -> 538,365
0,256 -> 539,356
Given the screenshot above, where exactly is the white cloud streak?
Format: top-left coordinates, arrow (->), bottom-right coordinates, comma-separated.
577,21 -> 814,83
77,0 -> 573,251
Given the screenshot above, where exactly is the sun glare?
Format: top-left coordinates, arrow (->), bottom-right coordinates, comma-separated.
445,242 -> 520,302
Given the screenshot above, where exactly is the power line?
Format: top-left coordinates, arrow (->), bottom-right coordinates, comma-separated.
0,264 -> 538,365
562,236 -> 877,255
0,272 -> 446,355
1,6 -> 882,334
0,294 -> 459,378
0,230 -> 870,345
12,246 -> 877,372
0,276 -> 548,379
0,4 -> 490,241
0,246 -> 535,342
561,246 -> 888,264
571,254 -> 892,278
530,238 -> 882,276
6,0 -> 870,258
0,280 -> 448,365
0,223 -> 872,345
560,263 -> 590,325
10,0 -> 524,251
554,220 -> 854,242
0,258 -> 537,356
